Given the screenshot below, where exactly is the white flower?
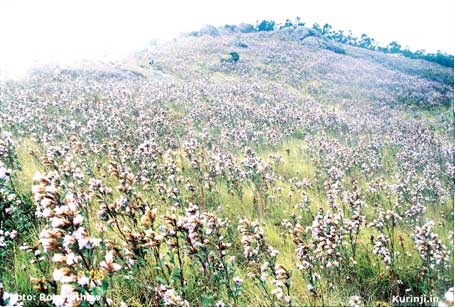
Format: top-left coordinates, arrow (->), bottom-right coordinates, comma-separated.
8,230 -> 17,239
66,252 -> 78,265
33,171 -> 44,182
45,185 -> 58,194
52,268 -> 75,283
0,163 -> 8,181
42,208 -> 53,218
100,251 -> 122,273
77,274 -> 90,286
349,295 -> 362,307
53,269 -> 65,282
85,294 -> 98,305
61,284 -> 76,295
51,217 -> 69,228
268,246 -> 279,257
3,292 -> 21,306
73,227 -> 91,250
52,253 -> 66,263
63,234 -> 76,248
445,288 -> 454,303
73,214 -> 84,226
215,300 -> 225,307
271,287 -> 284,299
233,276 -> 243,286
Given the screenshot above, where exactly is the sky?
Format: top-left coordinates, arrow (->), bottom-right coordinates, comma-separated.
0,0 -> 454,77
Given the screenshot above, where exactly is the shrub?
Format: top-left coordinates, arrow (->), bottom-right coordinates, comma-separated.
280,19 -> 294,29
223,24 -> 237,32
237,42 -> 248,48
188,31 -> 200,37
230,52 -> 240,62
221,52 -> 240,64
325,44 -> 346,54
199,25 -> 219,37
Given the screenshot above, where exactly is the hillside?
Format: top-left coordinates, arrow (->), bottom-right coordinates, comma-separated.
0,31 -> 453,307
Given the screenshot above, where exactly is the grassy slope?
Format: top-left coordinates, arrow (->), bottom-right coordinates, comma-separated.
1,32 -> 453,306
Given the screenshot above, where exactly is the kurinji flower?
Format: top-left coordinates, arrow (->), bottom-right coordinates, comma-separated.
349,295 -> 362,307
372,234 -> 392,268
413,221 -> 448,271
155,285 -> 190,307
215,300 -> 226,307
51,217 -> 70,228
271,287 -> 284,299
72,214 -> 84,226
233,276 -> 243,286
100,250 -> 122,273
53,267 -> 76,283
53,284 -> 80,307
445,288 -> 454,303
307,284 -> 315,293
2,291 -> 22,307
439,287 -> 454,307
52,253 -> 67,263
0,162 -> 8,181
77,274 -> 90,286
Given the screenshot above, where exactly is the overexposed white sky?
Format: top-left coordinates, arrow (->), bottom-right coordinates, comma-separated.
0,0 -> 454,77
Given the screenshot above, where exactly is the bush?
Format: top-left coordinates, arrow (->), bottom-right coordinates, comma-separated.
188,31 -> 200,37
223,24 -> 237,32
199,25 -> 219,37
237,23 -> 256,33
280,19 -> 294,29
237,42 -> 248,48
230,52 -> 240,62
326,44 -> 346,54
221,52 -> 240,64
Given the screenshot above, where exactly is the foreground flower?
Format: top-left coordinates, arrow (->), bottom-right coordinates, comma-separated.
439,288 -> 454,307
155,285 -> 190,307
349,295 -> 362,307
100,250 -> 122,273
0,162 -> 8,181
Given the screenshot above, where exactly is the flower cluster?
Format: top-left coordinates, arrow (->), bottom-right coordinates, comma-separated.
413,221 -> 449,274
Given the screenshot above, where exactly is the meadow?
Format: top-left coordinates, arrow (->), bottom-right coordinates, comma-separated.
0,31 -> 453,307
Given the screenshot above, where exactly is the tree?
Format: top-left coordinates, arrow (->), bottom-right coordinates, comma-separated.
345,30 -> 356,45
280,19 -> 293,29
322,23 -> 332,34
426,51 -> 454,68
223,24 -> 237,32
257,20 -> 275,32
401,47 -> 413,58
414,49 -> 426,57
359,34 -> 376,50
312,22 -> 322,33
332,30 -> 347,44
387,41 -> 402,53
295,16 -> 305,26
